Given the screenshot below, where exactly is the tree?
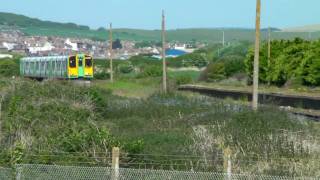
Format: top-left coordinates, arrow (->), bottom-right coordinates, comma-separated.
112,39 -> 122,49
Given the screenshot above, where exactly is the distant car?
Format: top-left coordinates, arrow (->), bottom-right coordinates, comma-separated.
20,54 -> 94,80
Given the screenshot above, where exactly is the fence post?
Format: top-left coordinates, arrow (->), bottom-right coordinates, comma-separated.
112,147 -> 120,180
15,166 -> 22,180
223,147 -> 232,180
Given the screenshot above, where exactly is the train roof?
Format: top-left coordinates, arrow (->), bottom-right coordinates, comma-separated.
21,56 -> 69,62
21,54 -> 92,62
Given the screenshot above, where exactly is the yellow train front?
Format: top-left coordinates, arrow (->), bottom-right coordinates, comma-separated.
20,54 -> 94,80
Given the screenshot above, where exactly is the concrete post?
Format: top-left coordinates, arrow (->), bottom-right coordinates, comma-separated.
252,0 -> 261,110
223,147 -> 232,180
111,147 -> 120,180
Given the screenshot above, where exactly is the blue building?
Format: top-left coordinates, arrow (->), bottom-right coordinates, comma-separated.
152,49 -> 187,59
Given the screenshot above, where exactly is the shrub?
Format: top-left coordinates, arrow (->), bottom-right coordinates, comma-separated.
201,62 -> 226,82
124,140 -> 145,154
0,59 -> 19,77
138,65 -> 162,78
245,38 -> 320,86
222,55 -> 245,76
94,72 -> 110,80
118,61 -> 134,74
175,75 -> 193,85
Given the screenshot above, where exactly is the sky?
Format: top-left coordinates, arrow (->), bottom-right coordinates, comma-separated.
0,0 -> 319,30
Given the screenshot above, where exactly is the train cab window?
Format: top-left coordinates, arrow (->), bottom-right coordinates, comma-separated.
85,57 -> 92,67
69,56 -> 76,68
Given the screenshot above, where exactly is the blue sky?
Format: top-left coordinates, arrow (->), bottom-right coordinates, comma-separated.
0,0 -> 319,30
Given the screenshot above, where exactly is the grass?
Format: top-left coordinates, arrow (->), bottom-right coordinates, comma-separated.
93,77 -> 161,98
1,77 -> 320,176
168,70 -> 201,81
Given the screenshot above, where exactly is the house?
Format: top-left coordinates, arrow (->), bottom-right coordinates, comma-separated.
2,42 -> 16,51
153,49 -> 187,59
64,38 -> 78,51
28,42 -> 54,54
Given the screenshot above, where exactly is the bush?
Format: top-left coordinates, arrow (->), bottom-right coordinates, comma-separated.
222,55 -> 245,76
0,59 -> 19,77
138,65 -> 162,78
94,72 -> 110,80
118,61 -> 134,74
245,38 -> 320,86
201,62 -> 226,82
175,75 -> 193,85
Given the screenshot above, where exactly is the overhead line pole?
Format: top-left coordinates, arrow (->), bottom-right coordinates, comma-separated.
109,23 -> 114,83
222,31 -> 225,47
162,10 -> 167,93
252,0 -> 261,110
267,27 -> 271,85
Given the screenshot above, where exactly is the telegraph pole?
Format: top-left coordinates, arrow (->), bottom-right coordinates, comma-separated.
222,31 -> 225,47
109,23 -> 114,83
252,0 -> 261,110
162,10 -> 167,93
267,27 -> 271,85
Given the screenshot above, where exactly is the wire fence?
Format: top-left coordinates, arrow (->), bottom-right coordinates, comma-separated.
1,151 -> 320,177
0,164 -> 315,180
0,167 -> 12,180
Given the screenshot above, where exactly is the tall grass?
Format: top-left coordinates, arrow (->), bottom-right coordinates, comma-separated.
0,78 -> 319,176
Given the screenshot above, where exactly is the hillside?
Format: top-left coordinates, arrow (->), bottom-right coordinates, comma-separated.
1,12 -> 320,42
282,24 -> 320,32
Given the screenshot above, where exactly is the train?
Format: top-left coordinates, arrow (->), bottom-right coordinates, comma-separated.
20,54 -> 94,80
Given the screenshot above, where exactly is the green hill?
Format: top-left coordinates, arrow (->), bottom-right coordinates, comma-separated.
1,12 -> 320,42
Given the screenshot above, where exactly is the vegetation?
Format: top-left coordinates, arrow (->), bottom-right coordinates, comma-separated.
245,38 -> 320,86
0,78 -> 319,176
200,42 -> 249,82
0,58 -> 19,77
1,43 -> 320,176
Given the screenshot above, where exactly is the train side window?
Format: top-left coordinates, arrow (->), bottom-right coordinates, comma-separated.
85,57 -> 92,67
69,56 -> 76,68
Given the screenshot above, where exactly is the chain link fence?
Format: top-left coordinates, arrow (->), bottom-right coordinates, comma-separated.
0,164 -> 316,180
0,167 -> 13,180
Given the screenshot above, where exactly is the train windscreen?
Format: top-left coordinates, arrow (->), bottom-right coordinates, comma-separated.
85,57 -> 92,67
69,56 -> 76,68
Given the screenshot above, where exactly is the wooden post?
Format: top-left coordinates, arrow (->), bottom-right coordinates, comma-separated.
109,23 -> 114,83
267,27 -> 271,85
252,0 -> 261,110
162,10 -> 167,93
223,147 -> 232,180
111,147 -> 120,180
0,95 -> 2,142
222,31 -> 225,47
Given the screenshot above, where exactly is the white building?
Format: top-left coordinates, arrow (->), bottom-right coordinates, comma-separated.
64,38 -> 78,51
28,42 -> 55,54
2,42 -> 16,51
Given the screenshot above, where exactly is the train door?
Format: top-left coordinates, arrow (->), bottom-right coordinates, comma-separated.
68,56 -> 78,78
77,54 -> 84,78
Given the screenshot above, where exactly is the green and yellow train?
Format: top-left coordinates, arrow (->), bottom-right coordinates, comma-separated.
20,54 -> 94,79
